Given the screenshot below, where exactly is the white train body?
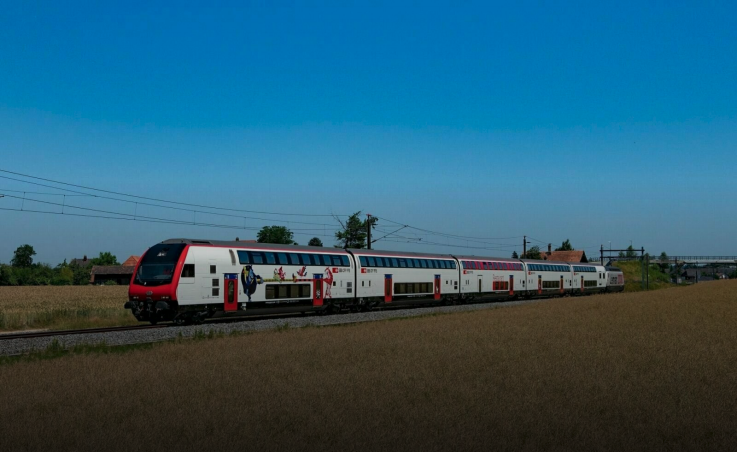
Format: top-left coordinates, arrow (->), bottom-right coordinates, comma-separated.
126,239 -> 627,324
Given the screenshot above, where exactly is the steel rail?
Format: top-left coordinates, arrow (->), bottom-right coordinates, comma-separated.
0,324 -> 168,341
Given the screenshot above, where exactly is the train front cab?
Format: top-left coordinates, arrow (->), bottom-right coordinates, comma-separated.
605,266 -> 625,292
126,242 -> 187,323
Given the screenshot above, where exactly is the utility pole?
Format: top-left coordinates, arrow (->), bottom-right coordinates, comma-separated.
523,236 -> 527,258
367,214 -> 372,250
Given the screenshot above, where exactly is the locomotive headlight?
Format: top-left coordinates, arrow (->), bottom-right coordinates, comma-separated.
132,296 -> 139,300
161,296 -> 170,300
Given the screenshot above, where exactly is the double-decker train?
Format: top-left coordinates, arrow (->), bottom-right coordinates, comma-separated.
125,239 -> 625,324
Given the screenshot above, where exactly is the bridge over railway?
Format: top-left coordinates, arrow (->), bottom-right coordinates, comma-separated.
610,256 -> 737,265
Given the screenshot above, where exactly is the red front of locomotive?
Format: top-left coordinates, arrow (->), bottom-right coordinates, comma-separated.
126,243 -> 188,323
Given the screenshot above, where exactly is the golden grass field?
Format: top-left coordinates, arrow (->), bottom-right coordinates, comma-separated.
0,286 -> 135,331
2,280 -> 736,451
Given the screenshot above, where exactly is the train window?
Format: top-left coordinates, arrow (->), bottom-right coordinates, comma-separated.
264,253 -> 276,265
406,259 -> 414,268
413,259 -> 421,268
237,251 -> 249,264
277,253 -> 288,265
341,256 -> 350,267
398,259 -> 406,268
210,265 -> 216,274
374,257 -> 383,267
364,257 -> 373,267
462,262 -> 467,269
288,254 -> 299,265
181,264 -> 195,278
420,260 -> 427,268
442,260 -> 449,269
212,288 -> 219,296
212,278 -> 219,287
250,252 -> 264,264
451,261 -> 457,269
300,254 -> 312,265
332,255 -> 342,266
391,258 -> 398,267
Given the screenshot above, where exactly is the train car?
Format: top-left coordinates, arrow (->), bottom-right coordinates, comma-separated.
571,263 -> 608,294
127,239 -> 355,324
352,249 -> 459,307
455,256 -> 526,300
605,266 -> 625,292
521,260 -> 573,296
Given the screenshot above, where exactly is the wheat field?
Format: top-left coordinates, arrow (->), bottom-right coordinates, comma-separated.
1,281 -> 737,451
0,286 -> 134,331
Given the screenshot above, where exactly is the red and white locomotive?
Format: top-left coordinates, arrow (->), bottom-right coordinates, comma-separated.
126,239 -> 625,324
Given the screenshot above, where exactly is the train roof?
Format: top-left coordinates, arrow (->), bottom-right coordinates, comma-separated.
161,238 -> 351,254
605,266 -> 622,271
160,239 -> 455,258
453,255 -> 520,262
347,248 -> 456,259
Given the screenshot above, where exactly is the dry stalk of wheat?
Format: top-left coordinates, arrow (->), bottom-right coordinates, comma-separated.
2,280 -> 737,451
0,286 -> 133,331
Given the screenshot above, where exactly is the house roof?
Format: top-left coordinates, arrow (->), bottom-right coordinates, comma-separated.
121,255 -> 140,267
542,250 -> 588,263
90,265 -> 135,276
70,257 -> 92,267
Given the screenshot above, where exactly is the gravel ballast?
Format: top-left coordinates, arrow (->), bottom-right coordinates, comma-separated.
0,297 -> 553,356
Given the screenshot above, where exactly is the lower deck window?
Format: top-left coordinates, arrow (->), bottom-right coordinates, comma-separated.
584,280 -> 598,288
493,281 -> 510,291
543,281 -> 560,289
394,282 -> 432,294
265,284 -> 311,300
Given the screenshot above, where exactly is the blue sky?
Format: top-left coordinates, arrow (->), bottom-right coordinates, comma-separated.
1,1 -> 736,264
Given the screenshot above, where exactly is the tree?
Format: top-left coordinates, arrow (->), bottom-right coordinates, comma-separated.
555,239 -> 573,251
618,251 -> 626,258
659,252 -> 669,271
91,252 -> 119,266
511,251 -> 519,259
523,246 -> 541,260
335,211 -> 377,249
625,245 -> 637,258
257,226 -> 295,245
308,237 -> 323,247
11,244 -> 36,268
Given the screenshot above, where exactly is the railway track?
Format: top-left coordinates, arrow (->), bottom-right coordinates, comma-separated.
0,324 -> 168,341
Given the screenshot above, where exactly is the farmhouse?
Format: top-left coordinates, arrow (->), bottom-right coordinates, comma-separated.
90,255 -> 140,285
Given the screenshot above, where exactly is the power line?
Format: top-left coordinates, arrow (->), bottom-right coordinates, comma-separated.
0,175 -> 340,227
0,168 -> 349,218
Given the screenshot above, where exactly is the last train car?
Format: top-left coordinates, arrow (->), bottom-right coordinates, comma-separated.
127,239 -> 354,324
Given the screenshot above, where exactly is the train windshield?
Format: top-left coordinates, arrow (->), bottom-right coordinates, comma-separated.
134,243 -> 186,286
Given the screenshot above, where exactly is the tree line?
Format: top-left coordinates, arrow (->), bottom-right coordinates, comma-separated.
0,245 -> 119,286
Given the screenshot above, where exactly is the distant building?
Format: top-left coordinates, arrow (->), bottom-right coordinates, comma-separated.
541,245 -> 589,263
70,255 -> 92,267
89,255 -> 140,285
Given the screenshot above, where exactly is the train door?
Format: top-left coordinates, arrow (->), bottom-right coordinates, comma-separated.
434,274 -> 441,300
478,275 -> 483,294
581,275 -> 585,292
313,274 -> 323,307
538,275 -> 542,295
223,274 -> 238,312
560,275 -> 564,294
509,275 -> 514,296
384,274 -> 393,303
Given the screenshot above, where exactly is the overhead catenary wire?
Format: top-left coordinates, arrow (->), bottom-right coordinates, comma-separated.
0,168 -> 563,255
0,168 -> 349,218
